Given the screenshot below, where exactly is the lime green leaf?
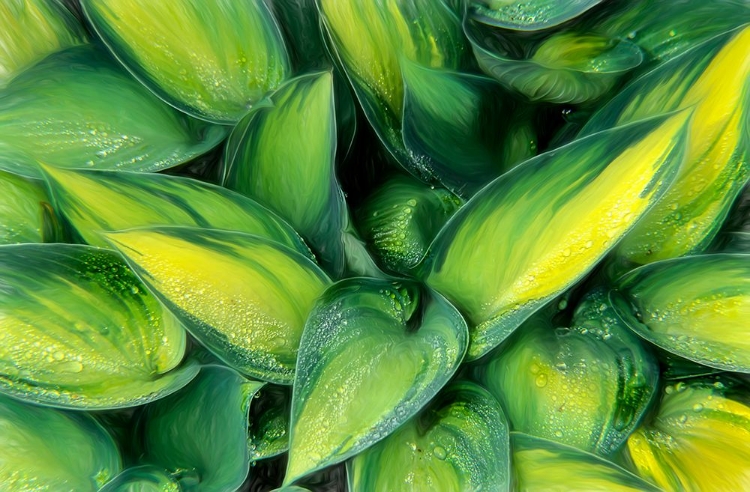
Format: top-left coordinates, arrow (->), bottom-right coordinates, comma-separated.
422,112 -> 689,360
41,166 -> 310,257
248,384 -> 291,462
627,377 -> 750,491
319,0 -> 467,180
512,433 -> 661,491
465,21 -> 643,104
104,226 -> 331,384
470,0 -> 605,30
349,381 -> 510,492
0,243 -> 197,409
0,170 -> 48,244
285,279 -> 468,484
582,26 -> 750,266
140,366 -> 264,492
0,45 -> 227,178
99,466 -> 180,492
0,393 -> 120,491
356,175 -> 463,274
611,254 -> 750,374
476,289 -> 658,456
0,0 -> 86,86
81,0 -> 289,123
223,72 -> 347,276
400,62 -> 513,195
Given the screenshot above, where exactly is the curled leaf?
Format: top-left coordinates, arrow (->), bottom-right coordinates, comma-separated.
422,112 -> 689,360
349,381 -> 510,492
0,243 -> 197,409
81,0 -> 290,123
285,278 -> 468,484
470,0 -> 605,31
99,466 -> 180,492
105,226 -> 331,384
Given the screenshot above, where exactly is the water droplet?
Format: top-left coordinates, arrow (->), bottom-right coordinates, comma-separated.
692,403 -> 704,412
562,248 -> 571,257
433,446 -> 447,460
535,374 -> 548,388
678,414 -> 688,423
60,361 -> 84,373
554,430 -> 563,438
52,351 -> 65,361
584,240 -> 593,249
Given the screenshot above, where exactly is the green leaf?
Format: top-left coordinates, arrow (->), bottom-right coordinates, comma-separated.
223,72 -> 347,277
41,166 -> 311,257
582,26 -> 750,266
0,170 -> 48,244
140,366 -> 264,492
348,381 -> 510,492
248,384 -> 291,462
285,278 -> 468,484
400,62 -> 513,195
81,0 -> 290,123
0,243 -> 197,409
470,0 -> 605,30
268,0 -> 328,71
0,392 -> 121,491
0,0 -> 87,86
611,254 -> 750,374
104,226 -> 332,384
475,289 -> 658,456
422,112 -> 689,360
99,466 -> 181,492
627,376 -> 750,491
465,21 -> 643,104
512,433 -> 661,491
319,0 -> 467,180
356,175 -> 463,274
0,45 -> 227,178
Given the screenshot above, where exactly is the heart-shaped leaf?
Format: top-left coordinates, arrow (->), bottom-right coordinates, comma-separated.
512,433 -> 661,491
0,392 -> 121,491
105,226 -> 331,384
348,381 -> 510,492
285,278 -> 468,484
470,0 -> 605,30
582,25 -> 750,267
0,45 -> 227,178
139,366 -> 264,492
99,466 -> 180,492
319,0 -> 467,180
0,243 -> 197,409
81,0 -> 290,123
0,170 -> 49,244
422,111 -> 689,360
356,175 -> 463,275
476,289 -> 659,456
0,0 -> 87,86
41,166 -> 310,257
628,376 -> 750,491
223,72 -> 348,277
611,254 -> 750,374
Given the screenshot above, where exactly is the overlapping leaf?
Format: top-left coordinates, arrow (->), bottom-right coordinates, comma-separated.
422,112 -> 689,360
248,385 -> 291,462
470,0 -> 605,31
285,278 -> 468,484
82,0 -> 290,123
0,45 -> 226,178
0,170 -> 49,244
0,243 -> 197,408
348,381 -> 510,492
611,254 -> 750,374
105,226 -> 331,384
99,466 -> 181,492
582,25 -> 750,267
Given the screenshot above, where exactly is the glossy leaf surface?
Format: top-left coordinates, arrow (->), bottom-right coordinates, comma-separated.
0,170 -> 48,244
423,112 -> 689,360
349,381 -> 510,492
0,243 -> 196,409
99,466 -> 181,492
0,45 -> 226,178
470,0 -> 604,30
512,433 -> 660,491
82,0 -> 290,123
141,366 -> 264,492
583,26 -> 750,266
356,175 -> 463,274
105,226 -> 331,384
223,72 -> 347,276
476,289 -> 658,456
628,377 -> 750,491
611,254 -> 750,374
42,166 -> 310,256
0,393 -> 121,491
285,278 -> 468,484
